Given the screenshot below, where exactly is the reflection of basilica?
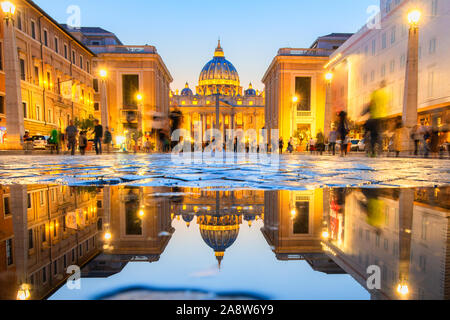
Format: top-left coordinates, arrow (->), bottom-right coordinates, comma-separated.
1,185 -> 449,300
170,42 -> 265,139
172,190 -> 264,267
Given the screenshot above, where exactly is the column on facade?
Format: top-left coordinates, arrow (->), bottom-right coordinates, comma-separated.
4,19 -> 25,149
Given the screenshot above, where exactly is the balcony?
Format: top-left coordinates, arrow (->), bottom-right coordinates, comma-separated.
278,48 -> 333,57
88,45 -> 157,55
297,111 -> 312,118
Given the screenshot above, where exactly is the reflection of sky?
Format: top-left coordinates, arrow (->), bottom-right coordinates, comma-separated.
50,218 -> 369,300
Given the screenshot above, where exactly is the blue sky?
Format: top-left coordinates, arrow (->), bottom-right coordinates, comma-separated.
35,0 -> 377,92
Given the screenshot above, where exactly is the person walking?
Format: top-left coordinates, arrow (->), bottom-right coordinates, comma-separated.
287,137 -> 294,153
411,125 -> 420,156
93,120 -> 103,155
79,131 -> 88,155
329,127 -> 338,156
316,131 -> 325,156
49,128 -> 60,155
66,120 -> 78,156
364,81 -> 388,157
103,127 -> 113,154
337,111 -> 349,157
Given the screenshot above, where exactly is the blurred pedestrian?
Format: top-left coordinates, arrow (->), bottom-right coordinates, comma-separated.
309,137 -> 316,155
93,120 -> 103,155
337,111 -> 349,157
279,138 -> 284,154
287,137 -> 294,153
329,127 -> 337,155
410,124 -> 421,156
66,120 -> 78,156
393,119 -> 402,158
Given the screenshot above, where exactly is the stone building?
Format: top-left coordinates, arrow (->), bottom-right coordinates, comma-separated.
0,0 -> 96,150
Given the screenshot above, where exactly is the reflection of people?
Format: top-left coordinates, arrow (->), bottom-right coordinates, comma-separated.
329,127 -> 337,156
364,81 -> 388,157
79,131 -> 88,155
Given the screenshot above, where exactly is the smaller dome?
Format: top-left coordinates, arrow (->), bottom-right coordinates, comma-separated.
245,83 -> 256,96
181,82 -> 193,96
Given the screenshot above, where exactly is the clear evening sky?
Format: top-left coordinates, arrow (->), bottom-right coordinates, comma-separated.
35,0 -> 376,92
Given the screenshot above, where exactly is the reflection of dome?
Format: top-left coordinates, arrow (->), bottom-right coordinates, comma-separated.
244,214 -> 256,227
198,214 -> 242,268
181,82 -> 193,96
182,213 -> 195,228
197,41 -> 242,96
244,83 -> 256,96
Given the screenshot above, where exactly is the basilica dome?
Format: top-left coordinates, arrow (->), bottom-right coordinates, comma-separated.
197,41 -> 242,96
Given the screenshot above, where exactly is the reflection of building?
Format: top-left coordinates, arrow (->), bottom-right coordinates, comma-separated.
262,189 -> 344,273
326,0 -> 450,138
171,42 -> 265,141
172,189 -> 264,266
63,26 -> 173,151
82,187 -> 173,277
0,185 -> 100,300
262,34 -> 351,149
0,0 -> 96,150
322,187 -> 450,300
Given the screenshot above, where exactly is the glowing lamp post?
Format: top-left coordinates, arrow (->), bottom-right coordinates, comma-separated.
2,1 -> 25,150
291,96 -> 299,139
99,69 -> 109,129
401,10 -> 421,153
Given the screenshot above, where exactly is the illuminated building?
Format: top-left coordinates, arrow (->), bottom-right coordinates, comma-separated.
0,185 -> 100,299
171,42 -> 265,140
326,0 -> 450,141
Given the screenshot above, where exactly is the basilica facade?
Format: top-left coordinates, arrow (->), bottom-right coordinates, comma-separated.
170,42 -> 265,141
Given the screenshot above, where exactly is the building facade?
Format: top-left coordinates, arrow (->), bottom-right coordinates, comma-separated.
64,26 -> 173,151
0,0 -> 96,150
326,0 -> 450,141
171,42 -> 265,145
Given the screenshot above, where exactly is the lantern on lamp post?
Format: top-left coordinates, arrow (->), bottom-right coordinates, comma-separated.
2,1 -> 25,150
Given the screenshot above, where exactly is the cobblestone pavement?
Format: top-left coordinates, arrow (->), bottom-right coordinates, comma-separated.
0,154 -> 448,189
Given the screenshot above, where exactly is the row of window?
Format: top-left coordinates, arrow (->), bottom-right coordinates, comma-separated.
15,8 -> 91,73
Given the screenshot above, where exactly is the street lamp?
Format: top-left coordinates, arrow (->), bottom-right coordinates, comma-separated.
98,69 -> 109,130
401,9 -> 421,154
407,10 -> 421,26
99,69 -> 107,79
136,93 -> 143,102
325,72 -> 333,139
16,283 -> 31,300
291,95 -> 299,139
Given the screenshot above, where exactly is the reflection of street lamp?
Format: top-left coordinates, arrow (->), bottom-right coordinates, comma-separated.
99,69 -> 109,129
402,10 -> 421,153
16,283 -> 31,300
291,96 -> 299,138
104,231 -> 112,241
